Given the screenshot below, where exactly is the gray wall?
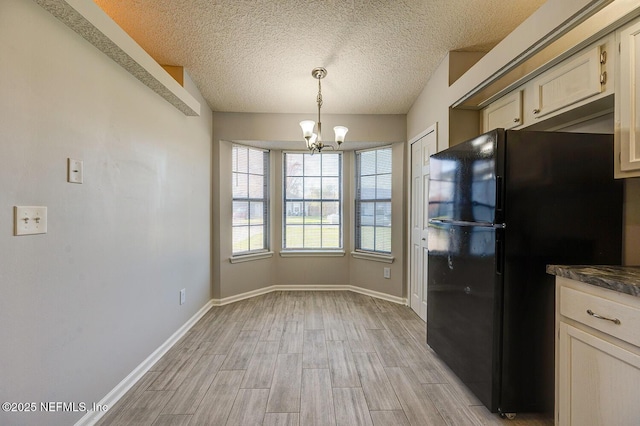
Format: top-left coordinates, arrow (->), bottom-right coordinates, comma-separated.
0,1 -> 212,425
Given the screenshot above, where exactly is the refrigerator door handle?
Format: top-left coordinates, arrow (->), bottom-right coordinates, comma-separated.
429,218 -> 506,229
496,230 -> 504,275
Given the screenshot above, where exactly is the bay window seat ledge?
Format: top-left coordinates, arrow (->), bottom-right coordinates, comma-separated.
279,250 -> 346,257
351,251 -> 395,263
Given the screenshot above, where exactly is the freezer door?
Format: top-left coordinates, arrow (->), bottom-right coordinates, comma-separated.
428,130 -> 504,225
427,222 -> 503,411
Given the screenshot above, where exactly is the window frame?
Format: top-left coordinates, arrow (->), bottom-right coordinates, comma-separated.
354,145 -> 393,255
282,151 -> 343,251
231,144 -> 270,257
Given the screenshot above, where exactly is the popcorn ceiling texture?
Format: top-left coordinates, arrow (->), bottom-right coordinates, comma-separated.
35,0 -> 200,115
93,0 -> 546,114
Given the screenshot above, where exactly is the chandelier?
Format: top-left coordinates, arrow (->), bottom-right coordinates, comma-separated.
299,67 -> 348,153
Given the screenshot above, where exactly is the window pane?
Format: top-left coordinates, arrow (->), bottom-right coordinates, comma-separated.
322,154 -> 340,176
286,202 -> 304,222
249,174 -> 263,198
304,177 -> 321,199
377,148 -> 392,174
234,146 -> 248,173
322,202 -> 340,224
361,176 -> 376,200
322,177 -> 339,199
304,225 -> 322,248
285,225 -> 303,247
233,226 -> 249,253
286,154 -> 304,176
286,177 -> 303,199
360,226 -> 375,251
376,202 -> 392,226
375,227 -> 392,252
360,151 -> 376,175
376,174 -> 392,199
304,154 -> 321,176
233,201 -> 248,225
306,201 -> 321,223
249,201 -> 263,225
233,172 -> 248,198
249,225 -> 265,251
323,226 -> 340,248
360,202 -> 375,226
248,149 -> 264,174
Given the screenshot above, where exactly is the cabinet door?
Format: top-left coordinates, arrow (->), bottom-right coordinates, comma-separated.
617,18 -> 640,175
530,45 -> 604,120
558,322 -> 640,426
482,90 -> 522,131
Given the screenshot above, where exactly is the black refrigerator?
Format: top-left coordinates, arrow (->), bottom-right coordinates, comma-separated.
426,129 -> 622,417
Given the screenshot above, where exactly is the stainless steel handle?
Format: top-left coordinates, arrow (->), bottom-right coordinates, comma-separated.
586,309 -> 621,325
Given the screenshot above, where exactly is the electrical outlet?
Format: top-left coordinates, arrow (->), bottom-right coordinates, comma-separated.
14,206 -> 47,236
180,288 -> 186,305
383,267 -> 390,279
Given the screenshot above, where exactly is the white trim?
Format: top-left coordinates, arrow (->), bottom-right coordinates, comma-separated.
279,250 -> 345,257
212,285 -> 407,306
74,300 -> 214,426
229,251 -> 274,263
350,251 -> 395,263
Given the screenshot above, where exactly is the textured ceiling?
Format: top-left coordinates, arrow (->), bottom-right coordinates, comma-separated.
93,0 -> 546,115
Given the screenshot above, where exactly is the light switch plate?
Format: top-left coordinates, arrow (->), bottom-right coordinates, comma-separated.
14,206 -> 47,236
68,158 -> 83,184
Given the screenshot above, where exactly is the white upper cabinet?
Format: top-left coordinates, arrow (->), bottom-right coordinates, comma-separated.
615,16 -> 640,178
529,44 -> 606,120
481,35 -> 612,133
481,90 -> 522,132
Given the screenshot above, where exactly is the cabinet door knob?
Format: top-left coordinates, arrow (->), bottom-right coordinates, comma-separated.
513,118 -> 520,123
533,109 -> 540,115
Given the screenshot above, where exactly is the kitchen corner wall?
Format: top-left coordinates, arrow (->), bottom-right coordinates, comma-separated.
0,1 -> 212,425
212,112 -> 406,301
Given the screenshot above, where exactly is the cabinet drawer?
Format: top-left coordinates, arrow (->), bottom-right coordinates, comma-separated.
482,90 -> 522,131
560,286 -> 640,347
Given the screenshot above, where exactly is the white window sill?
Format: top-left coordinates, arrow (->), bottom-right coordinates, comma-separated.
229,251 -> 274,264
280,250 -> 346,258
351,251 -> 395,263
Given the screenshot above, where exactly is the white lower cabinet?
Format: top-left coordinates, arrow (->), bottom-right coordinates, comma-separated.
556,277 -> 640,425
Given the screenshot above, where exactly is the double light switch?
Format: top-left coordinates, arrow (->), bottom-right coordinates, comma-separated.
14,206 -> 47,236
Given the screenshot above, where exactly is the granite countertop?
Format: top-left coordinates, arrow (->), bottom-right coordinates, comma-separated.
546,265 -> 640,298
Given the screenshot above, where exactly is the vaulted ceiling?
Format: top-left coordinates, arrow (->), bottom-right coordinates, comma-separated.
93,0 -> 546,115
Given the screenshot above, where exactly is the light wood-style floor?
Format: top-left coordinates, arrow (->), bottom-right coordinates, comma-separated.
96,291 -> 553,426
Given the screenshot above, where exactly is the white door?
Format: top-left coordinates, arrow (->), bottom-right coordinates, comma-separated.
410,128 -> 437,321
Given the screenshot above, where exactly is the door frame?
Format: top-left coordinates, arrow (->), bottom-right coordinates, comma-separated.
407,123 -> 437,320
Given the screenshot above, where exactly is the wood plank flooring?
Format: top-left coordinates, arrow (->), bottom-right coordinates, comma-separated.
96,291 -> 553,426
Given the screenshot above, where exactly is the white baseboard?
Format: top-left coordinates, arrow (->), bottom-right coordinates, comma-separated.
212,284 -> 407,306
78,286 -> 405,425
74,300 -> 214,426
